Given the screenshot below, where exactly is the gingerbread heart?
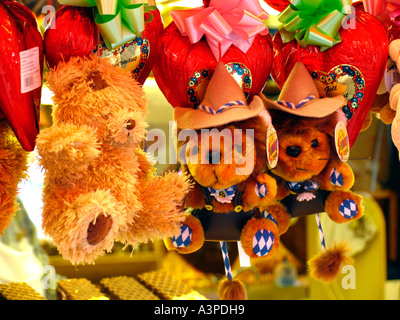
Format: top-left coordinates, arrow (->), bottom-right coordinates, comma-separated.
272,3 -> 388,146
0,1 -> 43,151
44,5 -> 163,85
153,21 -> 273,109
311,65 -> 366,120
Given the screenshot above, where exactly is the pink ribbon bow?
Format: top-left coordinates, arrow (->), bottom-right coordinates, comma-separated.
170,0 -> 269,60
363,0 -> 400,26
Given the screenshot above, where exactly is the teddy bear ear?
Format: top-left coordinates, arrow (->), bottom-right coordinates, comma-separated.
258,108 -> 273,126
45,55 -> 114,105
45,55 -> 95,104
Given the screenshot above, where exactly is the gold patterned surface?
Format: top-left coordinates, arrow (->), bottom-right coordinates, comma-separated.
57,278 -> 108,300
100,276 -> 160,300
137,270 -> 206,300
0,282 -> 45,300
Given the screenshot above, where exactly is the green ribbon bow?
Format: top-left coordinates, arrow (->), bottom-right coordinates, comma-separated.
277,0 -> 352,51
59,0 -> 157,49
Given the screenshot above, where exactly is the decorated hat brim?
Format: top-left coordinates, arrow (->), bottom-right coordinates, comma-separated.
174,95 -> 264,129
261,94 -> 346,118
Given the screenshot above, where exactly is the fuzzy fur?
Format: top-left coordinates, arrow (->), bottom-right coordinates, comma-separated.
173,114 -> 290,258
0,117 -> 28,234
267,108 -> 364,283
308,242 -> 354,283
179,116 -> 279,213
218,279 -> 247,300
268,109 -> 363,221
37,55 -> 191,265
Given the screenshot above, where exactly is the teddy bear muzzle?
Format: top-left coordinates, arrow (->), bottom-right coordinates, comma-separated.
286,145 -> 302,158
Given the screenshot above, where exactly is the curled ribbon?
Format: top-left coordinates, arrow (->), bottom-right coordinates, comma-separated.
363,0 -> 400,26
170,0 -> 269,61
278,0 -> 352,52
58,0 -> 157,49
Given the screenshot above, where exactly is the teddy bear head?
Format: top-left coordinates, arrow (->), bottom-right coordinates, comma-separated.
177,114 -> 270,190
269,109 -> 342,182
46,54 -> 148,148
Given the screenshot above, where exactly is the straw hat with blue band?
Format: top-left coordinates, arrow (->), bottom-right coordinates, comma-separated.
262,62 -> 346,118
174,61 -> 264,130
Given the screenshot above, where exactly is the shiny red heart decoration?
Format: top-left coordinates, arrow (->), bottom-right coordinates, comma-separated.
272,2 -> 388,147
153,21 -> 273,109
0,0 -> 43,152
44,5 -> 163,85
263,0 -> 290,12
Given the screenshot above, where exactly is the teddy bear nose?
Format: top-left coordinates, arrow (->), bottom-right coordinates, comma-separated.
208,151 -> 221,164
286,146 -> 302,158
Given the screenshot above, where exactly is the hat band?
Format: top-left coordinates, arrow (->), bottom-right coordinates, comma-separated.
197,100 -> 245,115
277,95 -> 316,110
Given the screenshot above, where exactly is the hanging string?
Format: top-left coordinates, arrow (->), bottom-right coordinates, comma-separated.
220,241 -> 233,281
315,213 -> 326,251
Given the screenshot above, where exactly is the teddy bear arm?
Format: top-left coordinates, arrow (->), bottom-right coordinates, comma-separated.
241,173 -> 277,210
135,148 -> 157,181
318,160 -> 354,191
36,124 -> 101,180
184,183 -> 206,210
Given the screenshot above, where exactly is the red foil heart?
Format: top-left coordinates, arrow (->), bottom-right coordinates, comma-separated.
263,0 -> 290,12
0,0 -> 43,151
271,2 -> 388,147
153,21 -> 273,109
44,5 -> 163,85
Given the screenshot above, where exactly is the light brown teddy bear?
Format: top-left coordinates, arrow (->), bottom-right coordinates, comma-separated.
36,55 -> 191,265
0,112 -> 28,234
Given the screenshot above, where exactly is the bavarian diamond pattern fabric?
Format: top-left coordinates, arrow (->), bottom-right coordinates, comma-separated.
171,224 -> 192,248
330,168 -> 344,186
262,211 -> 277,225
339,199 -> 358,219
255,182 -> 268,198
253,229 -> 274,257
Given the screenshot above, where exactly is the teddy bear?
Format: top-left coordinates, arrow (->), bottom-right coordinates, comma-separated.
163,62 -> 291,299
36,54 -> 191,265
0,112 -> 29,234
262,62 -> 364,283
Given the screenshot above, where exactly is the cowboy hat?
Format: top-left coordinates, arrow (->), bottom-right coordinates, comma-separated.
174,61 -> 264,130
262,62 -> 346,118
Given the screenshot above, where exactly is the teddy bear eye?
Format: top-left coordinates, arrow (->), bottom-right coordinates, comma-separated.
191,146 -> 199,156
125,119 -> 136,131
234,144 -> 243,154
311,139 -> 319,148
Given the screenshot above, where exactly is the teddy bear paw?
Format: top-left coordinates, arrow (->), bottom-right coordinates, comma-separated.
164,215 -> 204,254
48,189 -> 129,265
240,215 -> 279,259
324,190 -> 364,224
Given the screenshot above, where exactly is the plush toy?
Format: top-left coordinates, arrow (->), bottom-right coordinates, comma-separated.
0,113 -> 28,233
263,62 -> 364,283
164,62 -> 291,299
387,39 -> 400,158
36,55 -> 190,265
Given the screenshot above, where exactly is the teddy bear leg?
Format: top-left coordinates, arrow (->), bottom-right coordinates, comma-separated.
46,188 -> 129,264
324,190 -> 364,224
164,214 -> 205,254
240,212 -> 279,259
120,171 -> 190,245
